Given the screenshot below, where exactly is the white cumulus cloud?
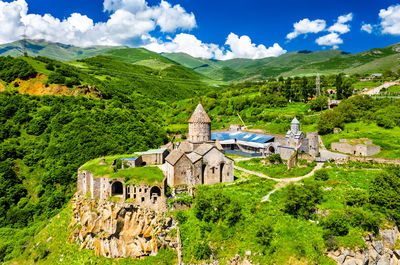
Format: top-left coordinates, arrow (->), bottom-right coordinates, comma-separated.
328,13 -> 353,34
315,33 -> 343,49
145,33 -> 287,60
379,4 -> 400,35
144,33 -> 220,59
0,0 -> 196,47
287,13 -> 353,49
361,24 -> 373,34
221,33 -> 286,60
286,18 -> 326,39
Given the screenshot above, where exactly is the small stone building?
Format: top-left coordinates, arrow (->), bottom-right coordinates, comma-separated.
331,139 -> 381,156
136,148 -> 169,165
279,118 -> 319,160
121,156 -> 143,168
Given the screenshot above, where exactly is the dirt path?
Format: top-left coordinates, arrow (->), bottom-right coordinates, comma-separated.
260,162 -> 324,202
233,162 -> 324,202
360,80 -> 400,95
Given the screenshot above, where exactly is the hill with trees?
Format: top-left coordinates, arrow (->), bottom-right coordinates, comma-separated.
0,43 -> 400,264
1,40 -> 400,83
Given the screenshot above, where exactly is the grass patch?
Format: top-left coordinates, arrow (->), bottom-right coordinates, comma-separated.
80,154 -> 138,176
321,121 -> 400,159
387,84 -> 400,93
237,158 -> 316,179
80,155 -> 165,185
177,174 -> 336,264
114,166 -> 165,185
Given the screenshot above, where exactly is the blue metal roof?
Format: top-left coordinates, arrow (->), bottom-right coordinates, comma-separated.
211,131 -> 274,143
122,157 -> 138,160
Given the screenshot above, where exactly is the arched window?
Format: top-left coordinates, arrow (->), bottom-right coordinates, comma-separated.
111,181 -> 123,196
150,186 -> 162,203
268,146 -> 275,154
220,163 -> 225,182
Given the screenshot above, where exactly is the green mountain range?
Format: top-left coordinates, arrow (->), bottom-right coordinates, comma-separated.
0,39 -> 124,61
1,39 -> 400,82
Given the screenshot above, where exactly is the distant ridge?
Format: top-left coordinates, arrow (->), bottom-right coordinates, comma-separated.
1,39 -> 400,81
0,39 -> 126,61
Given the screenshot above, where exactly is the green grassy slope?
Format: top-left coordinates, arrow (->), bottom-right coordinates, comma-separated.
75,55 -> 210,101
284,43 -> 400,76
164,50 -> 349,81
3,40 -> 400,82
0,39 -> 125,61
162,52 -> 241,81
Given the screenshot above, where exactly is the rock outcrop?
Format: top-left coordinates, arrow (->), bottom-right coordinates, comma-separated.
327,227 -> 400,265
68,195 -> 178,259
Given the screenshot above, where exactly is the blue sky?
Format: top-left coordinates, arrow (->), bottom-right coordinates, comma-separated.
1,0 -> 400,59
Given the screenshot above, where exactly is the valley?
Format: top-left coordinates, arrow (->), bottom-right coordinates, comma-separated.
0,41 -> 399,265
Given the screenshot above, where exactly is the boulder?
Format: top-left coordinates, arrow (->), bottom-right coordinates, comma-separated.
373,240 -> 384,255
377,253 -> 391,265
381,228 -> 398,249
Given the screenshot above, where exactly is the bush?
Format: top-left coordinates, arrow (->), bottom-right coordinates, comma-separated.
193,187 -> 241,225
255,223 -> 274,250
27,117 -> 47,136
309,96 -> 328,111
175,210 -> 188,224
45,63 -> 55,71
225,200 -> 242,227
113,159 -> 122,172
375,115 -> 395,129
323,211 -> 349,236
267,154 -> 282,164
344,189 -> 368,207
0,57 -> 37,83
65,77 -> 81,88
48,72 -> 66,85
314,169 -> 329,181
347,208 -> 380,233
284,181 -> 322,218
369,169 -> 400,223
193,242 -> 211,260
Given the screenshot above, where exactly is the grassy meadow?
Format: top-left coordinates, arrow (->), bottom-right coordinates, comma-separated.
321,121 -> 400,159
237,158 -> 316,179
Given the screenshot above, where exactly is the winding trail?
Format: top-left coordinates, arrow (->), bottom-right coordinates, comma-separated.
233,161 -> 324,202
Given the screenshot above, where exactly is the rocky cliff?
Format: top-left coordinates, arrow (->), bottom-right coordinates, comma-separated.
68,195 -> 179,259
327,227 -> 400,265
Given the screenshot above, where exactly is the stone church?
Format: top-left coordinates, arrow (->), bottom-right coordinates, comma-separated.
164,104 -> 234,187
279,117 -> 319,159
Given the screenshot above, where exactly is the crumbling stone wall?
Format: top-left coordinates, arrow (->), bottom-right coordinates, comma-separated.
77,170 -> 167,212
306,132 -> 319,157
279,146 -> 296,160
331,142 -> 381,156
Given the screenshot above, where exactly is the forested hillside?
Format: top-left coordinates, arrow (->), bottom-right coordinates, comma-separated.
0,54 -> 204,261
0,42 -> 400,264
1,40 -> 400,83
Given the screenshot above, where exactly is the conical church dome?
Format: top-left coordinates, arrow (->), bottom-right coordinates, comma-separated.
188,103 -> 211,123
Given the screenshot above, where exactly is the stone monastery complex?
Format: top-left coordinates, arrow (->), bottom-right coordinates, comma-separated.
77,103 -> 319,211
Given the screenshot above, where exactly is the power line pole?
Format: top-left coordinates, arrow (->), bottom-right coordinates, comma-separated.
316,73 -> 321,97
